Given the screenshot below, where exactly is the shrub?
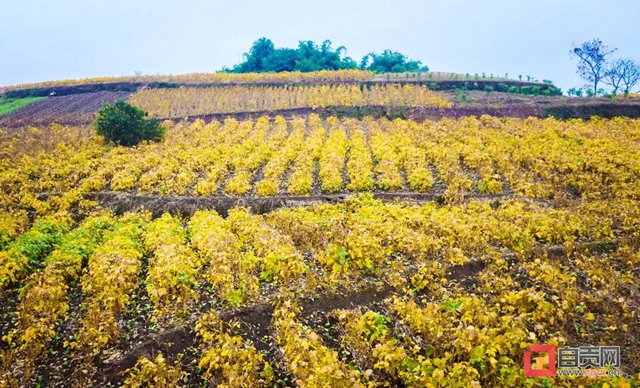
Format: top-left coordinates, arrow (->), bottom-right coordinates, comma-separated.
457,87 -> 468,103
484,86 -> 494,93
532,86 -> 541,96
520,86 -> 532,95
497,83 -> 509,92
94,100 -> 165,146
508,86 -> 520,94
548,87 -> 562,96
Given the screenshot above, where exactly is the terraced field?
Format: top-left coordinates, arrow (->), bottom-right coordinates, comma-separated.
0,195 -> 638,387
2,115 -> 638,206
0,72 -> 639,387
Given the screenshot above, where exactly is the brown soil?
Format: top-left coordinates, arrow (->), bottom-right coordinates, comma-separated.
0,91 -> 131,127
445,259 -> 487,291
36,191 -> 538,219
0,289 -> 20,352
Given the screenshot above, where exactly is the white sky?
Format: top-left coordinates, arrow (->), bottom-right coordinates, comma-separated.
1,0 -> 639,91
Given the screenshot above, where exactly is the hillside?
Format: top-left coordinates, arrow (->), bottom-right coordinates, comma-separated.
1,71 -> 639,128
0,70 -> 639,387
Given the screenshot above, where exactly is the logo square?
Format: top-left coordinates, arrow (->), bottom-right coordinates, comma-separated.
524,344 -> 557,377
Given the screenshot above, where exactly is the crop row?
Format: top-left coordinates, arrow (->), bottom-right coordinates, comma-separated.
1,115 -> 639,220
2,70 -> 374,92
128,84 -> 451,117
0,195 -> 638,386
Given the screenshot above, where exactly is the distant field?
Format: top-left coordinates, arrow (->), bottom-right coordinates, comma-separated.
0,70 -> 551,97
371,71 -> 542,83
0,70 -> 374,94
0,91 -> 129,127
129,84 -> 451,118
0,97 -> 46,117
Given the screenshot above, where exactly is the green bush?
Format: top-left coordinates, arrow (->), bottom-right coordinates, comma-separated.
547,87 -> 562,96
497,83 -> 509,92
508,86 -> 520,94
94,100 -> 165,147
484,86 -> 494,93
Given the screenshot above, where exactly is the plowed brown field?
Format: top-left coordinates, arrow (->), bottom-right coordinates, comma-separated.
0,91 -> 130,127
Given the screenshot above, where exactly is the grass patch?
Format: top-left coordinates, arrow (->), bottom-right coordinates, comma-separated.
0,97 -> 46,117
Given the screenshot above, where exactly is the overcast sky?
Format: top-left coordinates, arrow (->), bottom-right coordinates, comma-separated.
1,0 -> 638,91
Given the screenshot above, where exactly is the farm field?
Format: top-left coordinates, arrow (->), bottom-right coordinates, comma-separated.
1,115 -> 638,210
128,84 -> 451,118
0,70 -> 375,94
3,84 -> 639,128
0,92 -> 131,128
0,194 -> 639,387
0,70 -> 546,94
0,97 -> 46,118
0,66 -> 640,388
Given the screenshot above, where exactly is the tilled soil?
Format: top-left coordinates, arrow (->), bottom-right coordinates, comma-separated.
0,91 -> 131,127
37,191 -> 538,219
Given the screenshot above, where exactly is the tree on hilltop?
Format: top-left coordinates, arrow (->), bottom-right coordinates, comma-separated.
229,37 -> 356,73
361,50 -> 428,73
226,37 -> 428,74
618,59 -> 640,94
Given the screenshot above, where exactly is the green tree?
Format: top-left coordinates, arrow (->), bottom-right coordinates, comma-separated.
229,37 -> 357,73
94,100 -> 164,147
295,40 -> 357,71
362,50 -> 427,73
234,37 -> 276,72
262,48 -> 298,72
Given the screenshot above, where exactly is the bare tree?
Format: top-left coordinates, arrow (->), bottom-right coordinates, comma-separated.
620,59 -> 640,94
570,39 -> 616,95
603,59 -> 625,94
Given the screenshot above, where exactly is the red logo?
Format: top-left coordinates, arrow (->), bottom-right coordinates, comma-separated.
524,345 -> 556,377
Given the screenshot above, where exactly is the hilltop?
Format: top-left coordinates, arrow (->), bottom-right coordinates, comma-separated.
1,70 -> 639,128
